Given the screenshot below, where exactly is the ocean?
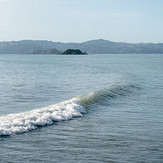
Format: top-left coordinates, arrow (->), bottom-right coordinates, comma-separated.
0,54 -> 163,163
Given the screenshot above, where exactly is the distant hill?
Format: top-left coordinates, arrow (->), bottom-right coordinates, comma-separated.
32,48 -> 61,54
0,39 -> 163,54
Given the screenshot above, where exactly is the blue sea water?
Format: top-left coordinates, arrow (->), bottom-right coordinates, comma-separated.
0,54 -> 163,162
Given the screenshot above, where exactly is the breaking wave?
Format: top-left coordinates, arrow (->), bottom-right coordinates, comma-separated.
0,83 -> 140,136
0,98 -> 86,136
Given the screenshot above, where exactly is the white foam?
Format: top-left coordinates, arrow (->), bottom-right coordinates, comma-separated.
0,97 -> 86,136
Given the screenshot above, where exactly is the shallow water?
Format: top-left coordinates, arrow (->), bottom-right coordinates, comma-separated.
0,54 -> 163,162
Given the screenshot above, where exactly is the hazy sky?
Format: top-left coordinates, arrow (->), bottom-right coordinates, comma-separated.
0,0 -> 163,43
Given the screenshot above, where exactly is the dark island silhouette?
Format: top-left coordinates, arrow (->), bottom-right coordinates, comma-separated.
61,49 -> 87,55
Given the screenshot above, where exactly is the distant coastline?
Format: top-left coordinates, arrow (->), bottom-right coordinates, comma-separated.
0,39 -> 163,54
31,48 -> 87,55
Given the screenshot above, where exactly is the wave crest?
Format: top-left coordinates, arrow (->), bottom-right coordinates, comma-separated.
80,84 -> 139,107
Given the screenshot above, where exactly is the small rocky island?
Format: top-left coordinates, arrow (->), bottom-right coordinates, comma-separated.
61,49 -> 87,55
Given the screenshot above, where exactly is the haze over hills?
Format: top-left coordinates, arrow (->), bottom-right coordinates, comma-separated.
0,39 -> 163,54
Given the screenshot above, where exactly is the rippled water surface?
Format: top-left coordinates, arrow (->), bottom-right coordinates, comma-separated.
0,54 -> 163,162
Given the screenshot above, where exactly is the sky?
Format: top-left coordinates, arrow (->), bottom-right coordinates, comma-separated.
0,0 -> 163,43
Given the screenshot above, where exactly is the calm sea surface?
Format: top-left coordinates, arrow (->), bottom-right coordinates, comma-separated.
0,54 -> 163,163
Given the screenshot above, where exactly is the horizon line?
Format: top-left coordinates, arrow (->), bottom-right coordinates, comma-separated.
0,39 -> 162,44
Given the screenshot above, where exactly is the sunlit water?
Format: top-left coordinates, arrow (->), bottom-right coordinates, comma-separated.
0,54 -> 163,162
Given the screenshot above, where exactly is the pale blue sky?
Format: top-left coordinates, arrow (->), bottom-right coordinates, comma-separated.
0,0 -> 163,43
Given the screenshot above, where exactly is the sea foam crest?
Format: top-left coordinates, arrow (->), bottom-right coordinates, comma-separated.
0,97 -> 86,136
